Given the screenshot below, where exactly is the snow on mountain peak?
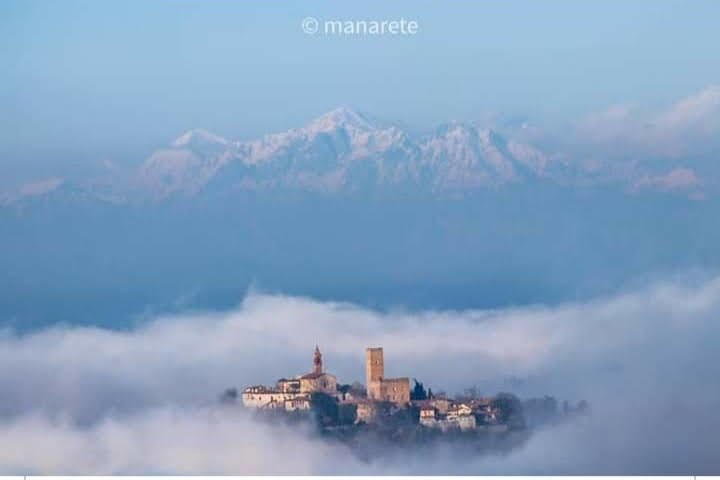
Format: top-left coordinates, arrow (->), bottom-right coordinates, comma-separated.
137,109 -> 569,197
171,129 -> 228,149
305,107 -> 375,134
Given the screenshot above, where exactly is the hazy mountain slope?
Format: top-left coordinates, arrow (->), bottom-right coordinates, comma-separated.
135,108 -> 590,197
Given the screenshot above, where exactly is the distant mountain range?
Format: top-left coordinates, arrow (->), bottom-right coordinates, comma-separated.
1,107 -> 706,207
1,107 -> 716,328
138,107 -> 573,198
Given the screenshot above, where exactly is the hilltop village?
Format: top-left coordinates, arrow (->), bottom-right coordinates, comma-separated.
232,346 -> 581,433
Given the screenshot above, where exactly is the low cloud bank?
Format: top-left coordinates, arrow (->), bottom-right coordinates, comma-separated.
578,85 -> 720,158
1,274 -> 720,473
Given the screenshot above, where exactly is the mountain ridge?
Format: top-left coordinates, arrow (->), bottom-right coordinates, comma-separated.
1,107 -> 706,206
138,107 -> 569,198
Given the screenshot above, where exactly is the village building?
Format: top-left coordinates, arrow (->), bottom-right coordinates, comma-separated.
284,395 -> 311,411
448,403 -> 473,418
430,397 -> 451,414
236,343 -> 524,434
365,347 -> 410,404
237,344 -> 521,432
415,399 -> 495,431
241,345 -> 336,411
276,378 -> 301,393
446,403 -> 477,430
241,344 -> 513,432
298,345 -> 337,394
241,385 -> 298,409
454,414 -> 477,431
419,404 -> 439,427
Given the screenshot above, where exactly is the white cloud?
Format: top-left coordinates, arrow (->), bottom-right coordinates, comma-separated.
0,408 -> 365,475
577,85 -> 720,158
1,275 -> 720,473
655,85 -> 720,134
632,167 -> 702,196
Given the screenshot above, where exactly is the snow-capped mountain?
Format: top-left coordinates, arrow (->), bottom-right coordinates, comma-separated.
2,106 -> 704,209
137,107 -> 562,197
140,129 -> 234,197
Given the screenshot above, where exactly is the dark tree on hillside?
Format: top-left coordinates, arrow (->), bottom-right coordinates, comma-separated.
427,388 -> 434,399
464,386 -> 479,399
492,392 -> 526,429
311,392 -> 339,425
338,402 -> 357,425
522,395 -> 559,427
411,379 -> 428,401
219,387 -> 238,404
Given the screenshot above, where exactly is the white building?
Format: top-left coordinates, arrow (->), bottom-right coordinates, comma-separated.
419,405 -> 439,427
446,403 -> 476,430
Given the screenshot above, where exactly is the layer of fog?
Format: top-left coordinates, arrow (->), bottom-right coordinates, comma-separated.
1,274 -> 720,473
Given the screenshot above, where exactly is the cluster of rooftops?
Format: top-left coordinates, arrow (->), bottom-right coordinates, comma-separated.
239,345 -> 510,431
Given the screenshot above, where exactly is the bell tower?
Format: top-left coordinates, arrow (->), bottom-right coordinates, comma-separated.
365,347 -> 384,398
313,345 -> 323,374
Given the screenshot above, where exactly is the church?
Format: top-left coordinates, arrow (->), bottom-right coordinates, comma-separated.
278,345 -> 337,395
241,346 -> 336,410
241,344 -> 410,412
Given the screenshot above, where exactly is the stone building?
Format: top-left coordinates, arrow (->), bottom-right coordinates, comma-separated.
241,345 -> 335,410
284,395 -> 311,411
299,345 -> 337,394
276,377 -> 301,393
365,347 -> 410,404
365,347 -> 384,392
241,385 -> 305,410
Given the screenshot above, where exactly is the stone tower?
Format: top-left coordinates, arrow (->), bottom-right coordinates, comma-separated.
365,347 -> 384,397
313,345 -> 323,374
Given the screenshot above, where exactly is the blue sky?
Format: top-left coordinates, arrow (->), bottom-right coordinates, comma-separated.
2,0 -> 720,176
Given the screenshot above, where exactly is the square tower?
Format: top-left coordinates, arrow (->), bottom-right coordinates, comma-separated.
365,347 -> 384,397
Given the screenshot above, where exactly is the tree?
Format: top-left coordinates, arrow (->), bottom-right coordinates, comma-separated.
492,392 -> 526,429
522,395 -> 559,427
411,379 -> 428,401
311,391 -> 339,426
464,386 -> 479,399
219,387 -> 238,404
338,402 -> 357,425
